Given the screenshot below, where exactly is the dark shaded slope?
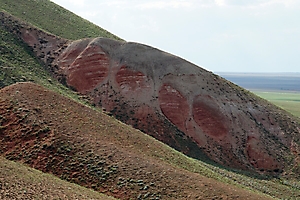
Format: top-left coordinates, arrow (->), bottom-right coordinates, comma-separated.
0,82 -> 275,200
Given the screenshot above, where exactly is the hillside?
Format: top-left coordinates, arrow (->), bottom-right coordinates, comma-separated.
2,9 -> 300,177
1,0 -> 300,199
0,82 -> 281,199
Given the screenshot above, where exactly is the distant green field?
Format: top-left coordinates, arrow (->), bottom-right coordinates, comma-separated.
254,91 -> 300,118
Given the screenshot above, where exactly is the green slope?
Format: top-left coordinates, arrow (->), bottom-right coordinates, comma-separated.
0,24 -> 49,87
0,0 -> 121,40
0,22 -> 85,104
254,91 -> 300,119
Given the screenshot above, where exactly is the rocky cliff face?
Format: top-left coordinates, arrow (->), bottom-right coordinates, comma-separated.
2,11 -> 300,176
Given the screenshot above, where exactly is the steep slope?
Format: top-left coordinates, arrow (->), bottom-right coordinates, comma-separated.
51,38 -> 300,175
0,0 -> 121,40
0,156 -> 116,199
0,0 -> 299,199
0,11 -> 69,83
0,82 -> 277,200
0,11 -> 66,88
0,1 -> 300,199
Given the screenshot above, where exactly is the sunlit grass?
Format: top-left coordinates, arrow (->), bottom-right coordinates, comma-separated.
254,91 -> 300,118
0,0 -> 122,40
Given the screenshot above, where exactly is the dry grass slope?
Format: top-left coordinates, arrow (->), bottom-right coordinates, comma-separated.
0,156 -> 116,199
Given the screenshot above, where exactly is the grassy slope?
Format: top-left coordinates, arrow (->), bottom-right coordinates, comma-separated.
0,0 -> 121,89
0,0 -> 120,198
0,0 -> 121,40
0,24 -> 53,88
0,24 -> 90,106
0,156 -> 115,199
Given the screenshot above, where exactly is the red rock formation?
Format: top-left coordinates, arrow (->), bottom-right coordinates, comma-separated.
66,43 -> 110,93
246,136 -> 280,170
51,38 -> 300,174
116,65 -> 152,98
159,84 -> 189,132
57,39 -> 91,71
192,95 -> 228,139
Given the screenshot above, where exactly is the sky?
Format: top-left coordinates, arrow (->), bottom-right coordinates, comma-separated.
50,0 -> 300,73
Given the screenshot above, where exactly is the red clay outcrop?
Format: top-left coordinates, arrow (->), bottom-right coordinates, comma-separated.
192,95 -> 228,139
65,41 -> 110,93
50,38 -> 300,175
159,84 -> 189,132
116,65 -> 152,97
246,136 -> 280,170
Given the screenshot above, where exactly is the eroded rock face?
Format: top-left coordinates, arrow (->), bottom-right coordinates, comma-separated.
65,42 -> 110,93
246,136 -> 280,170
116,65 -> 153,98
3,12 -> 299,176
51,37 -> 300,175
192,95 -> 228,139
159,84 -> 189,132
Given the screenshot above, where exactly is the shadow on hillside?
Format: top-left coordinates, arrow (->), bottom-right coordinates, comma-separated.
173,139 -> 278,182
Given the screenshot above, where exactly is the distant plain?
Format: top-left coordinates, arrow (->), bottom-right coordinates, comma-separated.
218,72 -> 300,118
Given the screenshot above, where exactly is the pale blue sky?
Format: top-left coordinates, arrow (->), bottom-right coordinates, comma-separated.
50,0 -> 300,73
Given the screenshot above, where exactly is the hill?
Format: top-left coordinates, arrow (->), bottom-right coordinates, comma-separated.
2,9 -> 300,177
0,82 -> 281,199
1,0 -> 300,199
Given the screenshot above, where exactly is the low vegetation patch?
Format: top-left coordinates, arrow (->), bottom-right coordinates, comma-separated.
254,91 -> 300,119
0,156 -> 116,199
